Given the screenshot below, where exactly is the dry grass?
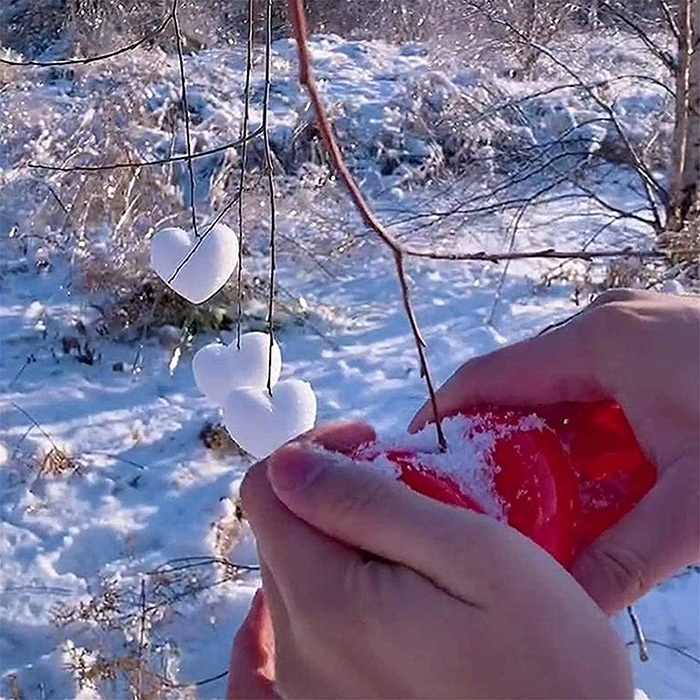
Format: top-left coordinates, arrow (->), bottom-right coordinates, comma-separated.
51,557 -> 247,698
211,499 -> 245,559
199,422 -> 245,456
39,446 -> 82,478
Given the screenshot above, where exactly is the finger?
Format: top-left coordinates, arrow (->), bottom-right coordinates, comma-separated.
266,443 -> 519,605
227,590 -> 279,700
588,288 -> 649,307
259,559 -> 290,648
302,420 -> 377,454
409,315 -> 608,432
571,469 -> 700,615
240,449 -> 359,615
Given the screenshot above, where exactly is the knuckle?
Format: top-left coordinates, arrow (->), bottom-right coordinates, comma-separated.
341,557 -> 386,632
591,288 -> 644,307
576,299 -> 632,363
586,541 -> 650,606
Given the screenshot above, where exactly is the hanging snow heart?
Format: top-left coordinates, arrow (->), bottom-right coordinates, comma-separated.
192,332 -> 282,405
150,224 -> 238,304
223,379 -> 317,459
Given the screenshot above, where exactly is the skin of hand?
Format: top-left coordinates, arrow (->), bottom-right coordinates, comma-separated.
228,422 -> 634,700
410,289 -> 700,615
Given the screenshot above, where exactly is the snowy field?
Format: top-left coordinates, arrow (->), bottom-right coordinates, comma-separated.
1,32 -> 698,699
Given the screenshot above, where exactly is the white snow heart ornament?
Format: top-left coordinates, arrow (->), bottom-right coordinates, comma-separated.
223,380 -> 317,459
192,332 -> 282,405
150,224 -> 238,304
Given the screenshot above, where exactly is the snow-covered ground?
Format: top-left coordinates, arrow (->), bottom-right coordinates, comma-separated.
1,32 -> 697,699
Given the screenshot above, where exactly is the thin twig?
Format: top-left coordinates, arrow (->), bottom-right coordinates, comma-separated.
12,403 -> 59,450
28,128 -> 263,173
288,0 -> 446,451
166,670 -> 229,689
148,556 -> 260,574
403,246 -> 697,263
264,0 -> 278,394
237,0 -> 255,349
624,639 -> 700,665
627,605 -> 650,662
487,203 -> 528,324
653,0 -> 682,40
0,2 -> 175,67
600,1 -> 676,69
83,452 -> 148,470
132,289 -> 165,374
171,0 -> 198,238
466,1 -> 667,225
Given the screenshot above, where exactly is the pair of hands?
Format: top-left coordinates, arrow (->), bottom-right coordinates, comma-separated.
228,290 -> 699,699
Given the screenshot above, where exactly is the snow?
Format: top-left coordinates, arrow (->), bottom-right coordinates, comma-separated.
193,332 -> 307,458
1,29 -> 697,700
356,415 -> 504,517
150,224 -> 239,304
192,333 -> 282,405
222,379 -> 317,460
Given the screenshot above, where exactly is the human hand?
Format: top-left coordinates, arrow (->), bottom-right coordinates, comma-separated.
410,289 -> 700,614
228,423 -> 632,699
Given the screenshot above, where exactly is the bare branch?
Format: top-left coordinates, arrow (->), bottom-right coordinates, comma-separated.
487,203 -> 528,324
0,2 -> 174,67
600,0 -> 676,69
11,403 -> 59,450
28,128 -> 264,172
289,0 -> 446,451
625,639 -> 700,665
237,0 -> 255,349
264,0 -> 278,395
172,0 -> 198,237
166,669 -> 229,689
654,0 -> 682,39
466,0 -> 667,224
403,246 -> 697,263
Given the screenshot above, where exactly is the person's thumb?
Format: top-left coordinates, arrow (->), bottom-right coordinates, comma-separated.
266,442 -> 520,605
571,472 -> 700,615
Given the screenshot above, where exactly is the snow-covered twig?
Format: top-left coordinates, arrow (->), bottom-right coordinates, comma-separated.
654,0 -> 682,40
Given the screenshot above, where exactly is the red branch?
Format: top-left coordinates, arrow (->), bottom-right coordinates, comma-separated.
289,0 -> 446,450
